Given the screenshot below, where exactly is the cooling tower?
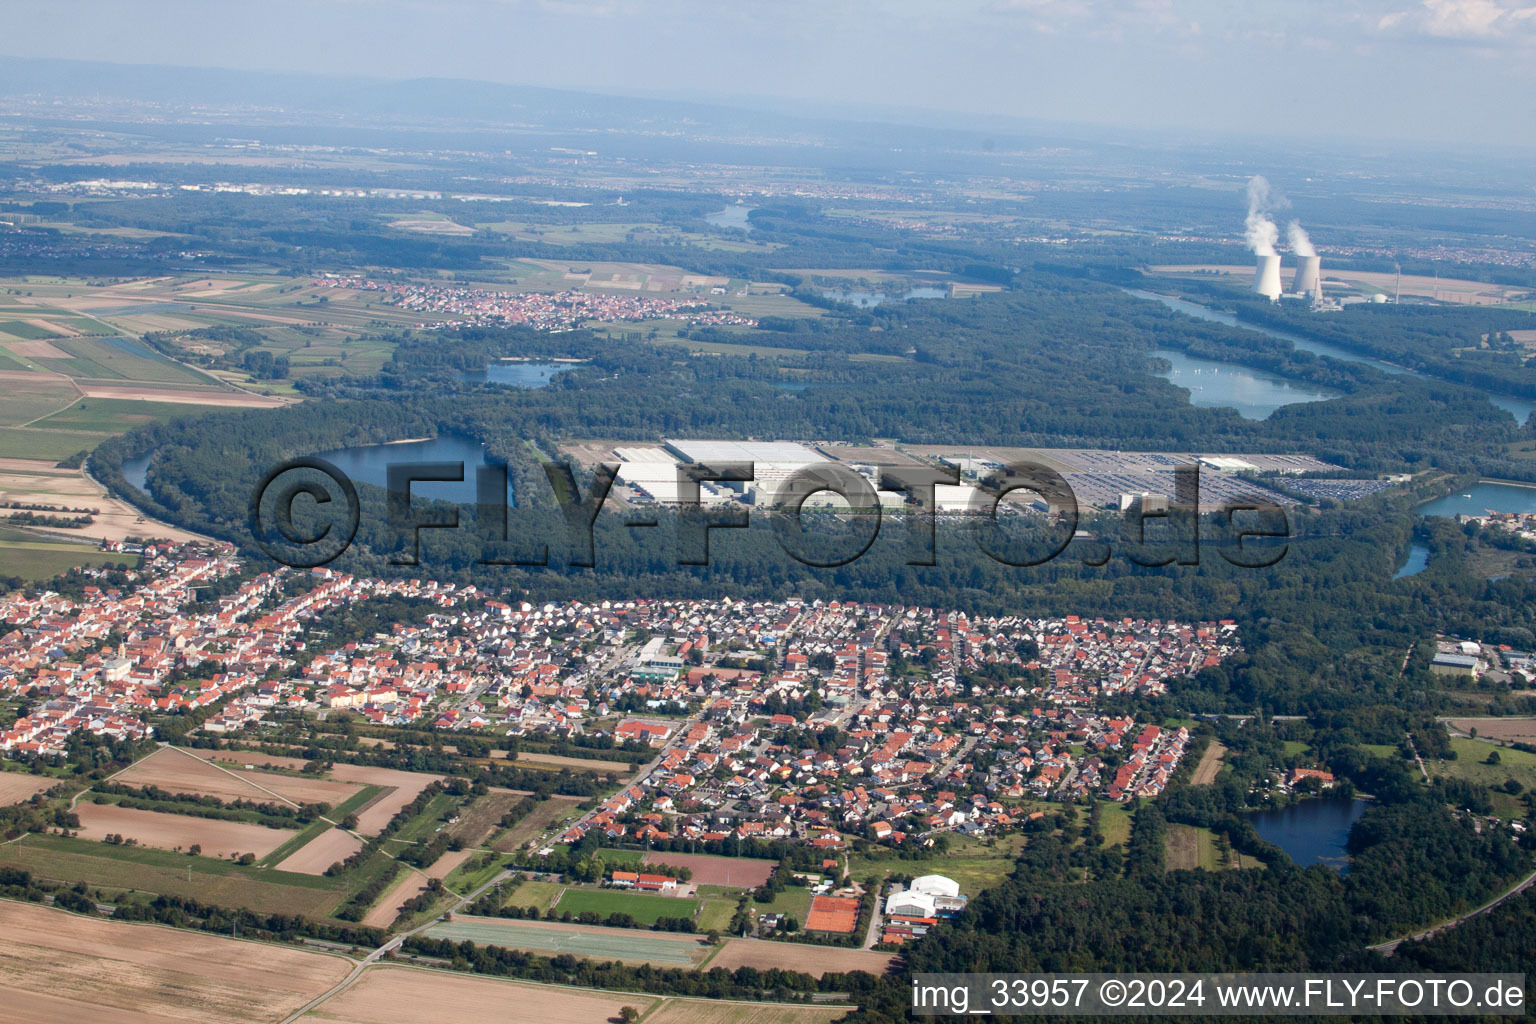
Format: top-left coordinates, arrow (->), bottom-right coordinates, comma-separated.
1251,254 -> 1282,301
1292,255 -> 1321,298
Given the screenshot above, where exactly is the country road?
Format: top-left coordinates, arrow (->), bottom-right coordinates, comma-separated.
1368,866 -> 1536,956
276,868 -> 513,1024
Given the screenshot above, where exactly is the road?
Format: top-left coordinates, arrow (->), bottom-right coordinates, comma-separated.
1368,866 -> 1536,956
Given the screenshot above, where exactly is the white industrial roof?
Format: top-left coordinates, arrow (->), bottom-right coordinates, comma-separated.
664,438 -> 828,464
910,874 -> 961,897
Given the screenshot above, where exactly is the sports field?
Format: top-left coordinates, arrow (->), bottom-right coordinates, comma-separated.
425,915 -> 709,966
804,895 -> 860,934
555,885 -> 701,925
643,851 -> 775,887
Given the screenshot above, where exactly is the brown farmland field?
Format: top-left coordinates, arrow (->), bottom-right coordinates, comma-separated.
118,747 -> 363,808
709,939 -> 897,979
326,763 -> 445,834
306,965 -> 658,1024
643,851 -> 775,887
75,802 -> 298,858
646,1001 -> 851,1024
363,869 -> 434,928
1450,718 -> 1536,744
1191,742 -> 1227,785
0,772 -> 58,805
0,900 -> 350,1023
275,826 -> 366,875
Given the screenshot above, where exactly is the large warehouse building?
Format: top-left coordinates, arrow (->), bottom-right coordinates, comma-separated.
663,438 -> 832,506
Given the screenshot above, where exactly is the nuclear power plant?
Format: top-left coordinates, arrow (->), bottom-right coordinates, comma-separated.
1251,254 -> 1283,301
1291,255 -> 1321,300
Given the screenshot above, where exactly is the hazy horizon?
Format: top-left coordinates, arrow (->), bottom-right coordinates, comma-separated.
2,0 -> 1533,149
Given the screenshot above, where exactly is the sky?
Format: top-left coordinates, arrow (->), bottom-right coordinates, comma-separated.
1,0 -> 1533,147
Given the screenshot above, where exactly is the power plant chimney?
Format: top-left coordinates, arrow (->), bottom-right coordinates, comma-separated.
1251,254 -> 1282,301
1291,255 -> 1321,299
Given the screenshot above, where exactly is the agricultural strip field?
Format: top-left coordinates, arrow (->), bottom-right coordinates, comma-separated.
304,964 -> 659,1024
0,534 -> 133,583
1448,718 -> 1536,744
0,901 -> 352,1024
642,852 -> 775,888
0,831 -> 348,918
74,802 -> 298,858
554,886 -> 701,925
0,458 -> 204,545
362,869 -> 436,929
0,771 -> 58,805
424,916 -> 710,966
33,397 -> 262,434
276,826 -> 367,875
116,746 -> 364,809
1190,742 -> 1227,785
0,426 -> 111,460
446,789 -> 525,847
491,793 -> 585,851
645,1001 -> 850,1024
708,939 -> 897,980
514,750 -> 637,773
0,377 -> 78,426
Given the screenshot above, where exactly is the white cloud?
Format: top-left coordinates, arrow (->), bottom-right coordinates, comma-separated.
1378,0 -> 1536,41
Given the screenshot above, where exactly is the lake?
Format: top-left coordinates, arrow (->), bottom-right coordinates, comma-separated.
1124,288 -> 1534,424
1394,542 -> 1431,579
823,286 -> 949,307
1418,481 -> 1536,519
122,453 -> 151,493
460,361 -> 571,387
1249,797 -> 1368,871
1152,347 -> 1338,420
310,434 -> 511,506
705,204 -> 754,233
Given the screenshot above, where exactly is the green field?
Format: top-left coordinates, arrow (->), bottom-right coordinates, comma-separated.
0,832 -> 347,919
554,885 -> 700,925
0,537 -> 132,582
1426,738 -> 1536,814
0,320 -> 66,340
0,380 -> 79,426
425,916 -> 706,965
0,426 -> 107,460
745,886 -> 813,923
499,878 -> 567,911
848,835 -> 1022,895
1098,802 -> 1133,848
695,896 -> 737,932
33,397 -> 224,433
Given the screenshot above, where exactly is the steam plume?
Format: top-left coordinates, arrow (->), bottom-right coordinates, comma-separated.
1244,175 -> 1278,256
1287,220 -> 1315,258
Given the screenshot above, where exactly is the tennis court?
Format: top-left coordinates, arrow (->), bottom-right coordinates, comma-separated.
424,916 -> 706,965
805,895 -> 860,934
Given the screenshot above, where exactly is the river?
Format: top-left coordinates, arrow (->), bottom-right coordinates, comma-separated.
310,434 -> 510,506
1124,288 -> 1534,425
1418,481 -> 1536,518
